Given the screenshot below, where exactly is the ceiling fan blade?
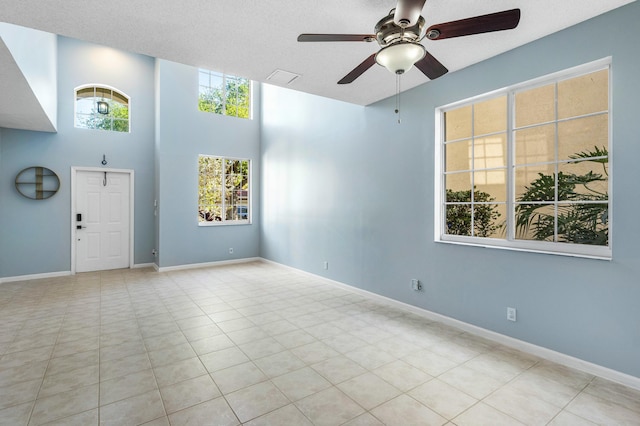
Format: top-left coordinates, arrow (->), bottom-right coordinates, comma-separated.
425,9 -> 521,40
297,34 -> 375,42
338,54 -> 377,84
393,0 -> 427,27
414,50 -> 448,80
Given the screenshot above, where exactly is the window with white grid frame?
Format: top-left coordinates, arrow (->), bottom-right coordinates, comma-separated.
437,60 -> 610,258
198,155 -> 250,225
198,69 -> 251,119
75,85 -> 130,132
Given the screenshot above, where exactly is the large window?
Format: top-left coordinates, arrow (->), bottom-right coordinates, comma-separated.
198,155 -> 250,225
75,85 -> 129,132
437,60 -> 610,258
198,69 -> 251,119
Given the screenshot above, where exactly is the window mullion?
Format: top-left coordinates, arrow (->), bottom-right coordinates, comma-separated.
437,59 -> 610,258
222,75 -> 227,116
554,82 -> 560,243
221,158 -> 227,223
470,106 -> 475,237
232,77 -> 237,117
199,69 -> 251,119
507,91 -> 515,242
439,116 -> 446,240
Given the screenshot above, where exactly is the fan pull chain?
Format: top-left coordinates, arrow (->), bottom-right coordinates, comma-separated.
395,73 -> 401,124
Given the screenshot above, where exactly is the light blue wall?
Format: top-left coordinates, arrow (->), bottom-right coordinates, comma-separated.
261,2 -> 640,378
0,36 -> 156,277
155,59 -> 261,268
0,36 -> 262,277
1,3 -> 637,379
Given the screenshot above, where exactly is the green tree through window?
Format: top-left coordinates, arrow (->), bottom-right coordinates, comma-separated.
438,61 -> 610,257
515,147 -> 608,245
75,86 -> 129,132
199,156 -> 250,224
198,70 -> 250,119
446,188 -> 502,237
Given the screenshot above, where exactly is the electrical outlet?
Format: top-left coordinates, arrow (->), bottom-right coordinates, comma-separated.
229,248 -> 234,254
507,307 -> 517,322
411,279 -> 422,291
323,261 -> 329,270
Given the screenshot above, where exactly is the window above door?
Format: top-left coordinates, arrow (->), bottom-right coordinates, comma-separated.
75,85 -> 130,132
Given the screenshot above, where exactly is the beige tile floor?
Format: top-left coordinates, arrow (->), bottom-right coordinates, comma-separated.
1,261 -> 639,425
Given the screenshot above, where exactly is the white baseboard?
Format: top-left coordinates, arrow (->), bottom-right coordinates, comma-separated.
157,257 -> 261,273
259,258 -> 640,391
2,263 -> 157,283
0,270 -> 72,284
132,263 -> 157,270
0,258 -> 258,282
4,257 -> 638,390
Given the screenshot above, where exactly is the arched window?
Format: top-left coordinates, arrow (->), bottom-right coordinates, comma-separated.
75,85 -> 130,132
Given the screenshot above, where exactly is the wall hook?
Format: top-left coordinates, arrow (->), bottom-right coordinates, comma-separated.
101,154 -> 108,166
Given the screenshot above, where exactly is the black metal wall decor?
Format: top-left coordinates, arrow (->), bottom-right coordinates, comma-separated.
14,166 -> 60,200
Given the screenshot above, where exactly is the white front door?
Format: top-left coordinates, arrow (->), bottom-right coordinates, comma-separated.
75,170 -> 131,272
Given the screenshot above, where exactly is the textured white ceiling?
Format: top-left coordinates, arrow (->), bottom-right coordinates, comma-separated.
0,0 -> 636,106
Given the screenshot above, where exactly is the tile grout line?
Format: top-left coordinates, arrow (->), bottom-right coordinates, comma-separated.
165,265 -> 241,425
128,269 -> 171,425
24,276 -> 72,426
543,375 -> 596,425
3,265 -> 639,425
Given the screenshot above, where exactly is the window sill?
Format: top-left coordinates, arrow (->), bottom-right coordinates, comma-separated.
198,221 -> 251,227
435,236 -> 612,261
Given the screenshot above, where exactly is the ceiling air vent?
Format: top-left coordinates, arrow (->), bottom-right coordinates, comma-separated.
266,69 -> 300,85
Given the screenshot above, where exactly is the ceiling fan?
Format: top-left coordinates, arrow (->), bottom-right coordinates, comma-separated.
297,0 -> 521,84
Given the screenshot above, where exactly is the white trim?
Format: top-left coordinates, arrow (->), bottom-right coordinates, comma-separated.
607,58 -> 614,257
434,58 -> 612,259
71,167 -> 135,274
197,155 -> 252,225
438,57 -> 612,113
157,257 -> 261,273
259,258 -> 640,391
3,256 -> 638,389
433,106 -> 443,241
0,270 -> 72,285
132,263 -> 156,269
74,83 -> 131,133
197,69 -> 252,120
198,221 -> 251,227
437,236 -> 612,261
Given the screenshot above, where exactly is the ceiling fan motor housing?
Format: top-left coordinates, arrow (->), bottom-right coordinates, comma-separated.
375,12 -> 425,47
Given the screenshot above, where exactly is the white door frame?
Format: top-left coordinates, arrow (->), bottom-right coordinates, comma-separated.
71,167 -> 135,274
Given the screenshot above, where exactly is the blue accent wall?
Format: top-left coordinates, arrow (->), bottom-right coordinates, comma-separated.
0,37 -> 156,276
155,59 -> 261,268
1,2 -> 639,380
260,2 -> 640,378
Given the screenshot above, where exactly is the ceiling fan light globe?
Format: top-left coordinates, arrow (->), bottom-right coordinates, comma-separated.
375,42 -> 425,74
